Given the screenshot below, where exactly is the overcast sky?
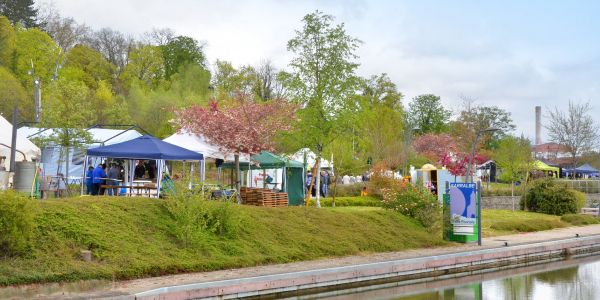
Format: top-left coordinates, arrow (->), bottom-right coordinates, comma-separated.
48,0 -> 600,142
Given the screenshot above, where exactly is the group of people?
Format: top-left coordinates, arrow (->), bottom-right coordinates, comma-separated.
306,170 -> 330,197
85,162 -> 123,196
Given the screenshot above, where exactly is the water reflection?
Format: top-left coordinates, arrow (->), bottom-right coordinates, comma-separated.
306,256 -> 600,300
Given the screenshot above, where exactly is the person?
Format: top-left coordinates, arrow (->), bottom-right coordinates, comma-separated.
92,163 -> 107,195
107,163 -> 120,196
360,186 -> 368,196
147,160 -> 156,180
85,166 -> 94,195
342,174 -> 350,185
320,170 -> 329,197
135,160 -> 146,179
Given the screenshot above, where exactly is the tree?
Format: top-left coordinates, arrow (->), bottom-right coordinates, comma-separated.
280,10 -> 361,207
412,133 -> 458,164
37,5 -> 88,51
143,27 -> 175,46
0,15 -> 16,68
86,27 -> 132,72
454,101 -> 515,150
408,94 -> 451,135
120,44 -> 165,89
0,0 -> 38,28
13,27 -> 60,86
546,101 -> 600,175
176,93 -> 297,197
0,66 -> 29,120
64,44 -> 114,89
211,59 -> 254,99
161,36 -> 206,79
493,135 -> 532,209
253,60 -> 285,101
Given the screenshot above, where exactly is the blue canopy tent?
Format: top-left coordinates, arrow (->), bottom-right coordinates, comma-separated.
83,135 -> 204,197
563,163 -> 599,177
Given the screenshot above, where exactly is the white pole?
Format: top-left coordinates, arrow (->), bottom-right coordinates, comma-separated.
80,155 -> 87,195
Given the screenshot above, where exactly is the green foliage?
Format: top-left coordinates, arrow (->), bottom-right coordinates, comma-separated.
0,197 -> 445,285
64,44 -> 114,89
520,179 -> 586,215
408,94 -> 451,134
161,36 -> 206,79
308,196 -> 381,207
0,66 -> 28,120
162,193 -> 241,247
330,182 -> 364,197
13,27 -> 60,86
482,209 -> 568,237
0,190 -> 37,257
120,45 -> 165,89
0,0 -> 38,28
560,214 -> 600,226
382,184 -> 441,231
0,16 -> 16,68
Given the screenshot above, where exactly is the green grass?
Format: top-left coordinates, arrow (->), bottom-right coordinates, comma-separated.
307,196 -> 382,207
0,196 -> 445,286
560,214 -> 600,226
483,210 -> 573,237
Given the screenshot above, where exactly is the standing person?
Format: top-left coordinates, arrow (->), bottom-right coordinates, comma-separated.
107,163 -> 120,196
320,170 -> 329,197
134,160 -> 146,179
92,163 -> 107,195
85,166 -> 94,195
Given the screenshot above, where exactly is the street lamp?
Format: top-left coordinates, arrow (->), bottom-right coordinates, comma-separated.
466,127 -> 499,183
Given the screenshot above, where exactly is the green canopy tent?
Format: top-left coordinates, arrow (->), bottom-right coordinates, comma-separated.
222,151 -> 305,205
531,160 -> 560,178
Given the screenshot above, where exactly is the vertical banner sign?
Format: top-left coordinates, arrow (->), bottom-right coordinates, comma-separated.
448,182 -> 479,242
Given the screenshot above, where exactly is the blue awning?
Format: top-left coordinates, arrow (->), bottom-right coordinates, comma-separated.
86,135 -> 203,160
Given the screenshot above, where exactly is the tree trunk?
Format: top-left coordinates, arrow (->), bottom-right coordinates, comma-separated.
234,153 -> 241,204
511,180 -> 515,211
315,157 -> 321,208
305,158 -> 320,207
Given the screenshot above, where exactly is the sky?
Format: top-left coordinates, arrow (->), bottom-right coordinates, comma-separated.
47,0 -> 600,142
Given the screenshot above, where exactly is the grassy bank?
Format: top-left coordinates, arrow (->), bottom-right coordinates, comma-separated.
0,196 -> 445,286
483,210 -> 600,237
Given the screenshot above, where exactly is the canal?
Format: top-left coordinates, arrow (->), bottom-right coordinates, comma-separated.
286,255 -> 600,300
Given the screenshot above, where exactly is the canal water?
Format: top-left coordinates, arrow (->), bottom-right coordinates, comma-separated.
290,255 -> 600,300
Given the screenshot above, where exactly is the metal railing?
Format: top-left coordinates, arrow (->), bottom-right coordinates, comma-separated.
556,179 -> 600,194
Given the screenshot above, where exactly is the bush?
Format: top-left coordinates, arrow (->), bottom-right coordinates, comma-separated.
308,196 -> 382,207
560,214 -> 600,226
381,184 -> 441,232
162,193 -> 240,247
329,183 -> 364,197
520,179 -> 586,216
0,190 -> 37,257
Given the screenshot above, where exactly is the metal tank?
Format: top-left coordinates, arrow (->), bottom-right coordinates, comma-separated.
14,161 -> 36,194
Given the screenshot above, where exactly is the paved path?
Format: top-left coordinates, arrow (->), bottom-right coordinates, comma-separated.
2,224 -> 600,299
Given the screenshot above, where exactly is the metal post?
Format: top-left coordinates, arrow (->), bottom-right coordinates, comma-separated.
9,108 -> 19,173
477,181 -> 482,246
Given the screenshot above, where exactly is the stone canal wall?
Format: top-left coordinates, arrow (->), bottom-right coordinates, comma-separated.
482,193 -> 600,210
135,235 -> 600,300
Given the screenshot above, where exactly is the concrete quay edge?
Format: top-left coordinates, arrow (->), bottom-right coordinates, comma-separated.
134,234 -> 600,300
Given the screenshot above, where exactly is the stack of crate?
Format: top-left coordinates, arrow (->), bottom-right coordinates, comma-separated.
240,187 -> 288,207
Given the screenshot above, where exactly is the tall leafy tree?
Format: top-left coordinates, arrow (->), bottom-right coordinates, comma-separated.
280,11 -> 361,207
120,44 -> 165,89
0,0 -> 38,28
0,66 -> 28,120
64,44 -> 114,89
407,94 -> 451,135
86,27 -> 131,72
546,101 -> 599,174
453,101 -> 515,151
0,16 -> 16,68
493,135 -> 532,208
161,36 -> 206,79
13,27 -> 60,86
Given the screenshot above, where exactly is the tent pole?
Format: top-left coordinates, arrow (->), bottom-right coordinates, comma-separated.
81,155 -> 87,195
156,159 -> 163,198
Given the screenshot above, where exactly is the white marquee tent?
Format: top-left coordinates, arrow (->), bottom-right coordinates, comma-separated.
0,116 -> 41,170
17,126 -> 142,179
289,148 -> 333,170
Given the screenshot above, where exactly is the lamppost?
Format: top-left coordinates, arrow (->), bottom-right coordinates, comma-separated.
465,127 -> 499,183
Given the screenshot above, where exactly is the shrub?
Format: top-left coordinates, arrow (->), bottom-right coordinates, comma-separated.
560,214 -> 600,226
329,183 -> 364,197
520,179 -> 586,216
162,193 -> 240,247
308,196 -> 382,207
0,190 -> 37,257
381,184 -> 441,232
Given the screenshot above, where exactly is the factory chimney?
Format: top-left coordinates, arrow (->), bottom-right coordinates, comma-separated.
535,106 -> 541,145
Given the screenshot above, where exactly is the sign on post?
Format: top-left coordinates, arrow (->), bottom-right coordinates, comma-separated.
444,182 -> 480,243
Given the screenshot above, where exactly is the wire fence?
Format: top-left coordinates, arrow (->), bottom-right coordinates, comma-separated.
556,179 -> 600,194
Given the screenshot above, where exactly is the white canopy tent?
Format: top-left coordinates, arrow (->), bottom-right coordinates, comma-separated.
289,148 -> 333,170
163,132 -> 249,184
0,116 -> 41,170
18,126 -> 142,179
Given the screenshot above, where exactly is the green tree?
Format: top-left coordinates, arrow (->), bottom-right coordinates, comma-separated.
0,66 -> 29,120
407,94 -> 451,135
0,15 -> 16,68
120,45 -> 165,89
0,0 -> 38,28
453,102 -> 516,151
161,36 -> 206,79
493,135 -> 532,209
280,11 -> 361,207
64,44 -> 114,89
13,27 -> 60,86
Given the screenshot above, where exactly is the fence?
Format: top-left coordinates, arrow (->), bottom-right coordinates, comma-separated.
556,180 -> 600,194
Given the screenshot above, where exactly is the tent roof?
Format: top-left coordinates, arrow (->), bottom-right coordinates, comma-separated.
223,151 -> 304,170
289,148 -> 332,168
163,132 -> 249,162
564,163 -> 599,174
18,127 -> 142,146
87,135 -> 203,160
532,160 -> 560,172
0,116 -> 41,165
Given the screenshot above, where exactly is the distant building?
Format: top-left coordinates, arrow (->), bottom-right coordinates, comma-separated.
531,142 -> 574,167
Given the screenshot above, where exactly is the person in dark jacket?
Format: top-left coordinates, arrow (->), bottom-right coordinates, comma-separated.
107,163 -> 120,196
92,163 -> 107,195
85,166 -> 94,195
134,160 -> 146,179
